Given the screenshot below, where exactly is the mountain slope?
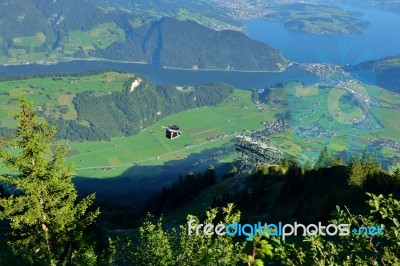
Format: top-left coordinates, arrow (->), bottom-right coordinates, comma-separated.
0,0 -> 287,71
94,17 -> 288,71
348,56 -> 400,93
0,1 -> 54,46
33,0 -> 110,30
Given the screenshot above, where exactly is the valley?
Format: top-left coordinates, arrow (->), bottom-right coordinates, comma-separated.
0,1 -> 399,264
0,69 -> 398,204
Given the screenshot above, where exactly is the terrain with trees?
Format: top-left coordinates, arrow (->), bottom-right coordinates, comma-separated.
1,101 -> 399,265
0,0 -> 287,71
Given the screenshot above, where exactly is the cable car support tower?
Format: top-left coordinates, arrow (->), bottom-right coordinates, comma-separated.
234,130 -> 283,172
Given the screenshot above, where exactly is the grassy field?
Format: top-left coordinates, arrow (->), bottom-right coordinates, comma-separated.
2,72 -> 398,178
63,23 -> 125,55
0,71 -> 136,127
66,89 -> 271,178
265,82 -> 400,168
13,32 -> 46,47
0,72 -> 399,203
0,23 -> 126,64
327,88 -> 364,124
0,73 -> 272,181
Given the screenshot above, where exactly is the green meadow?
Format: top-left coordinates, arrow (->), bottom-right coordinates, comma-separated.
268,82 -> 400,168
0,23 -> 126,64
67,89 -> 272,178
0,71 -> 136,127
62,23 -> 125,56
0,72 -> 399,182
13,32 -> 46,47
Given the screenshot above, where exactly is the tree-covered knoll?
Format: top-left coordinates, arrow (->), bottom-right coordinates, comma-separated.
347,55 -> 400,93
52,80 -> 233,141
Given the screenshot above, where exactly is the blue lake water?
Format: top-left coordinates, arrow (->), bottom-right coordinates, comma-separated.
244,5 -> 400,65
0,4 -> 398,88
0,61 -> 316,89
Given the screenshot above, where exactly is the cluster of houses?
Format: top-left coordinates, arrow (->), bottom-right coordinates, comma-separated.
295,122 -> 334,139
206,134 -> 229,142
262,116 -> 289,136
373,139 -> 400,152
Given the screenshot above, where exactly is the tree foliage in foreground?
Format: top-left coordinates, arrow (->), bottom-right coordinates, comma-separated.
112,203 -> 245,266
0,101 -> 399,265
0,99 -> 100,265
244,193 -> 400,265
111,192 -> 399,265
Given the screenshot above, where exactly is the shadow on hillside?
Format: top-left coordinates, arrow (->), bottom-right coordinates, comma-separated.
73,144 -> 235,206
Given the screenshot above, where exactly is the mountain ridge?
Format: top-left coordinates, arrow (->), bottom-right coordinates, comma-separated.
347,55 -> 400,93
0,0 -> 288,71
93,17 -> 288,71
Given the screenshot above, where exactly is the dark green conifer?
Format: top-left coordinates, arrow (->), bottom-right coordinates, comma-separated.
0,99 -> 99,265
314,146 -> 333,168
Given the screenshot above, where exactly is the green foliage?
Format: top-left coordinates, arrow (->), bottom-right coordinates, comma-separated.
314,146 -> 333,168
303,160 -> 313,171
347,159 -> 366,187
348,148 -> 381,188
113,204 -> 245,265
0,99 -> 100,264
176,204 -> 245,265
66,80 -> 233,141
94,17 -> 288,71
214,150 -> 400,227
361,147 -> 381,175
243,193 -> 400,265
349,55 -> 400,93
241,231 -> 273,266
143,167 -> 216,216
395,168 -> 400,180
131,215 -> 175,265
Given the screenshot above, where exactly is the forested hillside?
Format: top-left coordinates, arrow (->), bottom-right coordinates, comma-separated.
1,106 -> 399,265
52,79 -> 233,141
90,17 -> 288,71
0,0 -> 287,71
348,55 -> 400,93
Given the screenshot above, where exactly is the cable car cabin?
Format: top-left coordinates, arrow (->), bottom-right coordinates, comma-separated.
165,125 -> 181,139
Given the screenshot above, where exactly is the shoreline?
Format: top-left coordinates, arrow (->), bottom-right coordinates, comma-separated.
0,57 -> 150,67
0,57 -> 292,73
161,64 -> 290,73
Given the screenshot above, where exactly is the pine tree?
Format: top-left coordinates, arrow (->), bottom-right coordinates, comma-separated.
0,99 -> 100,265
347,154 -> 366,187
0,184 -> 6,198
361,147 -> 380,175
332,155 -> 344,166
303,160 -> 313,170
394,168 -> 400,180
314,146 -> 332,169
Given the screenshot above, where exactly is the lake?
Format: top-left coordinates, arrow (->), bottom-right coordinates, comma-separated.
0,61 -> 316,89
0,4 -> 398,88
244,4 -> 400,65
